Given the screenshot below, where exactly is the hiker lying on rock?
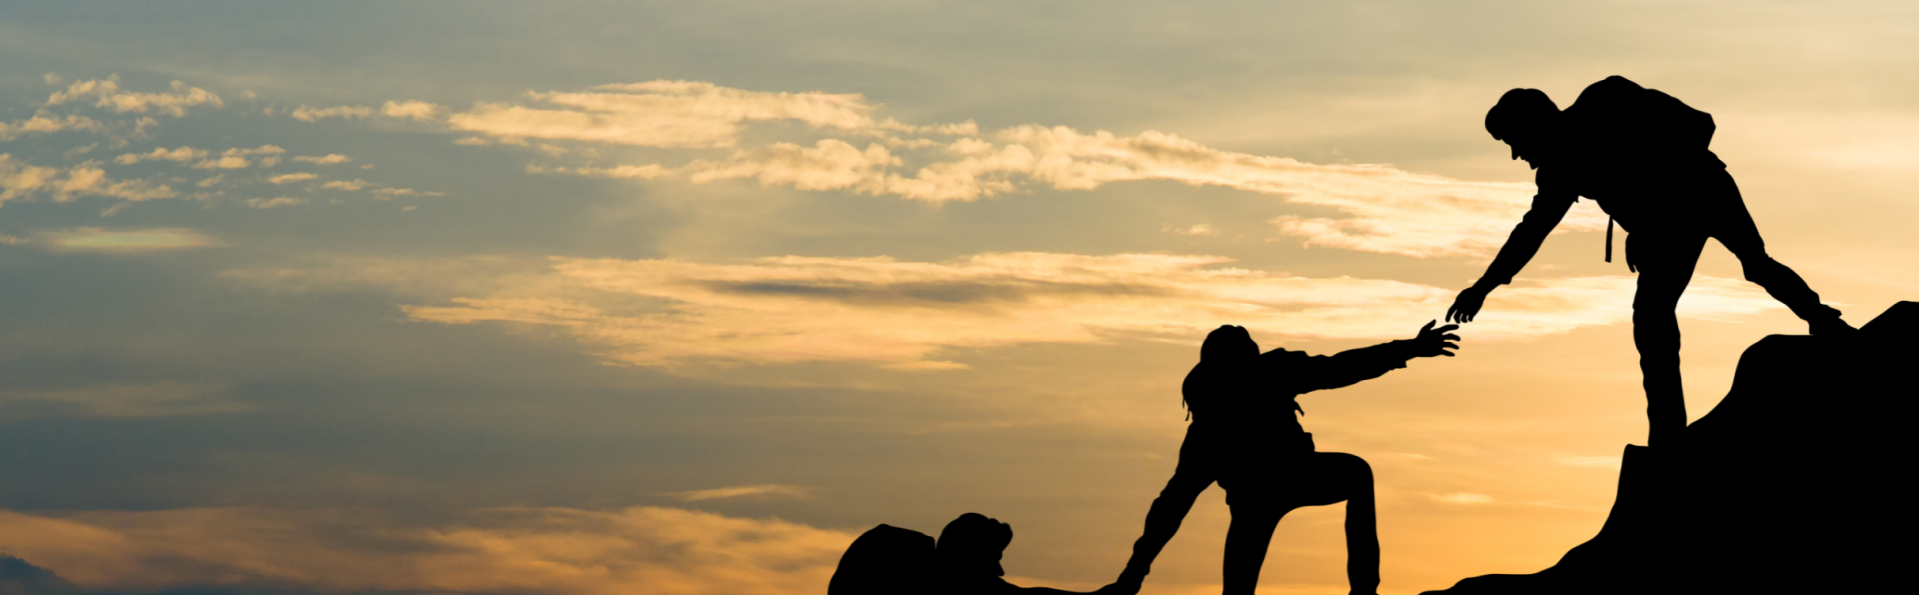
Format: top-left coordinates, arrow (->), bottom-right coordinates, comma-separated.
1105,322 -> 1460,595
829,512 -> 1126,595
937,512 -> 1124,594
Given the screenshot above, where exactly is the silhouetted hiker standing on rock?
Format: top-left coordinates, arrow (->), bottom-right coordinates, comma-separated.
1447,76 -> 1853,449
1105,322 -> 1460,595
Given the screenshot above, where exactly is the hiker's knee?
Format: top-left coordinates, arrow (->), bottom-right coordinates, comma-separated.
1322,452 -> 1374,486
1739,254 -> 1784,283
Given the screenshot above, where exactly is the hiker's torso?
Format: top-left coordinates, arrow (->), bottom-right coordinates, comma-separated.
1184,352 -> 1314,477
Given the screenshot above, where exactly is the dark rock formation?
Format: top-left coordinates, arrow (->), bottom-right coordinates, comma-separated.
1424,301 -> 1917,594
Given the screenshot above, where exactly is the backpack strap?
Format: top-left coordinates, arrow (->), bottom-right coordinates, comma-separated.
1605,216 -> 1614,263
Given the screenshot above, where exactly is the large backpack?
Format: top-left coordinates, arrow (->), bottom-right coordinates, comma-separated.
1569,76 -> 1717,158
827,524 -> 937,595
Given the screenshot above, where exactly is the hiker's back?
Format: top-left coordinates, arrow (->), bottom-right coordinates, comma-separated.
1564,76 -> 1719,167
828,524 -> 937,595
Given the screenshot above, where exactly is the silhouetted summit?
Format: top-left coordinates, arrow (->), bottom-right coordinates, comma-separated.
1423,301 -> 1918,595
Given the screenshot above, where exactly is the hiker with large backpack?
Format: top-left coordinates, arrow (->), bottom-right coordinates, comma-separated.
1448,76 -> 1853,449
1105,322 -> 1461,595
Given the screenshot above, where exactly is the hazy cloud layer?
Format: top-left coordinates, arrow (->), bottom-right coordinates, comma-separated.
264,252 -> 1787,370
0,506 -> 853,595
0,382 -> 242,418
38,227 -> 219,252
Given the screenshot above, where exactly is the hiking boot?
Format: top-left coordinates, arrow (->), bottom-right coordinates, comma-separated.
1808,316 -> 1857,336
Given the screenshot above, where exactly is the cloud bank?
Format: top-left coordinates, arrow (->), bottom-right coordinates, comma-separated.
0,506 -> 854,595
442,80 -> 1601,259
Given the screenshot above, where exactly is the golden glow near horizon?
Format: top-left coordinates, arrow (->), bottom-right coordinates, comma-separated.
2,3 -> 1917,594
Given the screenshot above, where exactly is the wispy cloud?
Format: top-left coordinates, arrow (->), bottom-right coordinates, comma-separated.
321,179 -> 369,191
0,114 -> 105,141
447,80 -> 893,148
39,227 -> 219,252
224,251 -> 1782,370
0,506 -> 853,595
380,100 -> 444,121
1165,223 -> 1218,236
1,382 -> 242,418
290,105 -> 374,122
113,146 -> 208,165
1430,492 -> 1495,505
1555,455 -> 1623,469
191,145 -> 285,169
662,484 -> 814,502
293,154 -> 352,165
244,197 -> 306,209
45,77 -> 223,117
267,173 -> 318,184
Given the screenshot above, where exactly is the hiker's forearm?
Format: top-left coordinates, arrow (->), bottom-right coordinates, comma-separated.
1476,202 -> 1567,288
1299,341 -> 1414,392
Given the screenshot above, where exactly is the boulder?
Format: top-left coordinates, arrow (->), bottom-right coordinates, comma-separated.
1425,301 -> 1918,594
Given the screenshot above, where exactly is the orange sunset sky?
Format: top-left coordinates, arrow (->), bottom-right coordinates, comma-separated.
1,2 -> 1916,594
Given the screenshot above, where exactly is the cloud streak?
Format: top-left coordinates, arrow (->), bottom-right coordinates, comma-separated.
224,251 -> 1784,370
39,227 -> 219,252
663,484 -> 815,502
447,80 -> 892,148
0,506 -> 854,595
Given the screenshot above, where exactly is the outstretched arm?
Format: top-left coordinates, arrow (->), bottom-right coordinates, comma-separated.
1286,321 -> 1462,394
1448,193 -> 1574,323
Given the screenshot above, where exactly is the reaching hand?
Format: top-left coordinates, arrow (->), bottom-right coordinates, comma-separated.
1410,320 -> 1462,358
1447,286 -> 1489,324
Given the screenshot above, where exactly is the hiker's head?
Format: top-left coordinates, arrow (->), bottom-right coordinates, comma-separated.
1486,88 -> 1560,168
937,513 -> 1013,577
1200,325 -> 1259,363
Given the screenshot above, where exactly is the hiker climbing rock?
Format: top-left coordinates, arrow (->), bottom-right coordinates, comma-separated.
1448,76 -> 1852,448
1107,322 -> 1461,595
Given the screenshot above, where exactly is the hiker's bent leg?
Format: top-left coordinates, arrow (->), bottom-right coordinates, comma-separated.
1266,453 -> 1379,595
1709,180 -> 1844,324
1629,233 -> 1707,448
1222,503 -> 1287,595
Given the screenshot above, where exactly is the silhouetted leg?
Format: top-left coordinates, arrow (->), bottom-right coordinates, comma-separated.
1334,455 -> 1379,595
1277,452 -> 1379,595
1222,503 -> 1286,595
1629,232 -> 1707,448
1707,174 -> 1847,329
1120,427 -> 1217,583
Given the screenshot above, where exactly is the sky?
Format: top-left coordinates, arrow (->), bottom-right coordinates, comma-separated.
2,1 -> 1917,594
